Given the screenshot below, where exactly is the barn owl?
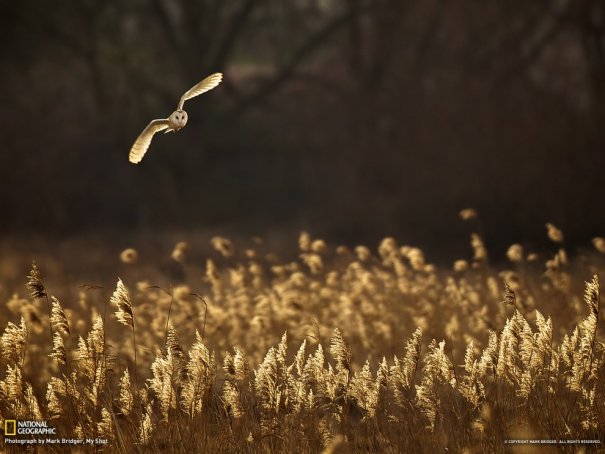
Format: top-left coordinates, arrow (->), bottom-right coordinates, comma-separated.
129,72 -> 223,164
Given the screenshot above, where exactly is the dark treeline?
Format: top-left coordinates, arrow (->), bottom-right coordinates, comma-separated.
1,1 -> 604,258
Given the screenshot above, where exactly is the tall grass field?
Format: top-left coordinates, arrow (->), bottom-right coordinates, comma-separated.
0,219 -> 604,453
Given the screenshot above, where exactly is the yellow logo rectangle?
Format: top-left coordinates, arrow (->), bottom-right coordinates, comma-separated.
4,420 -> 16,436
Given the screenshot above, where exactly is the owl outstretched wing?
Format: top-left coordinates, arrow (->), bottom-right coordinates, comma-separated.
129,119 -> 170,164
177,72 -> 223,110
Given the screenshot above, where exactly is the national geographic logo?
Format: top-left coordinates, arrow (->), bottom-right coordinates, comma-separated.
4,420 -> 16,436
4,420 -> 56,436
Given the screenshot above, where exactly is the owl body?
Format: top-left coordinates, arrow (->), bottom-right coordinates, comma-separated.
166,110 -> 188,132
129,72 -> 222,164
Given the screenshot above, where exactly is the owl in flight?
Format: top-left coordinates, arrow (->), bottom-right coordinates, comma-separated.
129,72 -> 223,164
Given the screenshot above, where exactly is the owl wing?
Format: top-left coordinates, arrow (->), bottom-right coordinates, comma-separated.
177,72 -> 223,110
129,119 -> 170,164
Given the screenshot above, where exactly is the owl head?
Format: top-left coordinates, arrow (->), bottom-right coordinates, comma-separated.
168,110 -> 188,130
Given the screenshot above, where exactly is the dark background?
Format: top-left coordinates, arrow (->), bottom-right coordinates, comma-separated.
1,1 -> 604,260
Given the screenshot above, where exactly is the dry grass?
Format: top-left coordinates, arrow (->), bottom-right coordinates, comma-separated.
0,222 -> 604,453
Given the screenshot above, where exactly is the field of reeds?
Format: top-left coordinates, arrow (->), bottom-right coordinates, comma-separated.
0,216 -> 604,453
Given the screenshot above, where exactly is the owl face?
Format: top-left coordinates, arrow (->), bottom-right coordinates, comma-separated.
168,110 -> 188,130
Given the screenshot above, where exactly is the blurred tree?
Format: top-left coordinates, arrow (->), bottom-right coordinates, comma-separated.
1,0 -> 604,255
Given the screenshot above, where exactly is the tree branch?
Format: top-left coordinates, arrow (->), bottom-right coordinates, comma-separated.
151,0 -> 183,51
228,5 -> 361,117
492,4 -> 572,89
211,0 -> 260,71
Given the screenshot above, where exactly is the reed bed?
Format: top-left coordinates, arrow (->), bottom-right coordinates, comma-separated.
0,221 -> 604,453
